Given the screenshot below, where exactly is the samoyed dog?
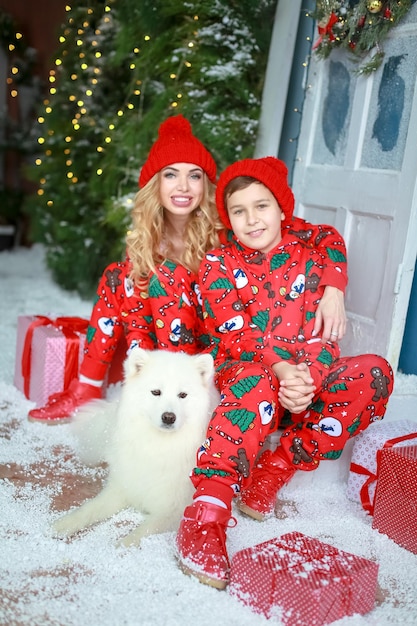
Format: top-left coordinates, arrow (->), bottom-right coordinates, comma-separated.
52,348 -> 218,546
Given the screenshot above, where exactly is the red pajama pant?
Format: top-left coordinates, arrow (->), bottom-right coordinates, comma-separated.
192,353 -> 393,498
80,260 -> 205,381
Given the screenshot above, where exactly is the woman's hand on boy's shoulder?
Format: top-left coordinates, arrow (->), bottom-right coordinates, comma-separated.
313,286 -> 346,343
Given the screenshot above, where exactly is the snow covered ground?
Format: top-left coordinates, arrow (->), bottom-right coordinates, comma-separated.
1,244 -> 417,626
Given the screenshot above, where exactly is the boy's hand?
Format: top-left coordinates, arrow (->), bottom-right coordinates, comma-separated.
313,286 -> 347,343
273,362 -> 316,414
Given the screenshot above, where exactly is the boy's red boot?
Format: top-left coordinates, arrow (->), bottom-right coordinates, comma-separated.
238,447 -> 295,521
28,379 -> 102,424
176,501 -> 236,590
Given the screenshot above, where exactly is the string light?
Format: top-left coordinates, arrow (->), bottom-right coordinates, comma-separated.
27,1 -> 201,195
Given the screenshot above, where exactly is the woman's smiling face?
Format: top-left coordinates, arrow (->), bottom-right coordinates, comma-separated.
159,162 -> 204,218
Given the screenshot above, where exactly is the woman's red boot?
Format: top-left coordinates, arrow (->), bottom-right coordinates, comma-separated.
238,447 -> 295,521
28,379 -> 102,424
176,501 -> 236,590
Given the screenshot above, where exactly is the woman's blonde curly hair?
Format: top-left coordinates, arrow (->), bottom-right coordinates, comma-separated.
126,172 -> 222,289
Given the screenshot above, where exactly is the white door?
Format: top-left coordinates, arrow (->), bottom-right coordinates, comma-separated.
291,6 -> 417,370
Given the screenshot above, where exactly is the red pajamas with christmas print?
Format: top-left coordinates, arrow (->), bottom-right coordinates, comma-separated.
193,230 -> 393,496
80,259 -> 206,380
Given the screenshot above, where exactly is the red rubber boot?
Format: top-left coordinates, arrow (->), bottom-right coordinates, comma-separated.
176,501 -> 236,590
28,379 -> 102,424
238,446 -> 296,521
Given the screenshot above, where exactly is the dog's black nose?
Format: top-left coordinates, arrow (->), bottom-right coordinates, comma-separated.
162,412 -> 176,425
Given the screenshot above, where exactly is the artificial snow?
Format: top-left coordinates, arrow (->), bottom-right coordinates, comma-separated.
1,244 -> 417,625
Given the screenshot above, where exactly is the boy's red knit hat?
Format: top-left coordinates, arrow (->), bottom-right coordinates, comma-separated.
215,156 -> 295,229
138,115 -> 217,187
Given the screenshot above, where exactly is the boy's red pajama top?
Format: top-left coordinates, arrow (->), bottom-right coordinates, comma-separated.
195,229 -> 393,496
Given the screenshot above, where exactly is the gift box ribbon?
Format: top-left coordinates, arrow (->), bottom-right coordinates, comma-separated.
21,316 -> 89,399
350,431 -> 417,514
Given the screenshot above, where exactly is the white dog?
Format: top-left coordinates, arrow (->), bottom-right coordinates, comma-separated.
52,348 -> 218,546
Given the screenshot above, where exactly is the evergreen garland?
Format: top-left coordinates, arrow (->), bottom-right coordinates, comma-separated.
24,0 -> 276,298
312,0 -> 412,74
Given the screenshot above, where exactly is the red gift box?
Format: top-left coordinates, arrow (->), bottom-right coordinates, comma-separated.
14,315 -> 89,407
229,532 -> 379,625
347,421 -> 417,514
372,445 -> 417,554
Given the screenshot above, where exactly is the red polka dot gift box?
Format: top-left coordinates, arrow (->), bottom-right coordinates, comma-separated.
229,532 -> 379,625
372,445 -> 417,555
347,421 -> 417,514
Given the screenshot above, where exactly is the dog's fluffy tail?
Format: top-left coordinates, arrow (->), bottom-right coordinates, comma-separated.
70,399 -> 118,466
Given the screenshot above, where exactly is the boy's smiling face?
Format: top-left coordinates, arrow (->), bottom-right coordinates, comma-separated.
227,181 -> 285,254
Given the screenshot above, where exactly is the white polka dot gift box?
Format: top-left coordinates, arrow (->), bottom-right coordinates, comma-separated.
372,445 -> 417,554
346,420 -> 417,514
229,531 -> 378,625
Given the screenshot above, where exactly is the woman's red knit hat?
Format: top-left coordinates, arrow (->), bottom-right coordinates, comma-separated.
215,156 -> 295,229
138,115 -> 217,188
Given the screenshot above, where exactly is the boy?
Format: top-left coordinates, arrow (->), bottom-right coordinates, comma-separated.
176,157 -> 393,589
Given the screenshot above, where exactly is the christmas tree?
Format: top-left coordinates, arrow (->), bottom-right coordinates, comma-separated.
25,0 -> 277,298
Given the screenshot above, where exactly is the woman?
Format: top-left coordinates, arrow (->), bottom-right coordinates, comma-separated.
28,115 -> 220,423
